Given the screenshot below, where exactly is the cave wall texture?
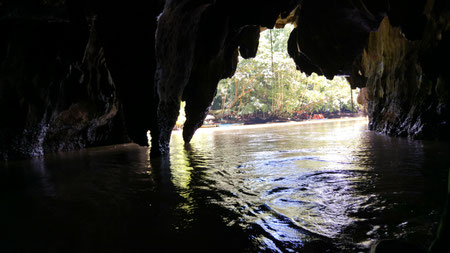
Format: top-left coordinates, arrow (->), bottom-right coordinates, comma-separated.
362,1 -> 450,140
0,0 -> 165,159
0,0 -> 449,159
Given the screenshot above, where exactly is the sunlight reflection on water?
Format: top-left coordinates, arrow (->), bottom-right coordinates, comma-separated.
161,118 -> 447,251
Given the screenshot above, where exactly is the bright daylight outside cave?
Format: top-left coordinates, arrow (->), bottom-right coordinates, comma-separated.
0,0 -> 449,253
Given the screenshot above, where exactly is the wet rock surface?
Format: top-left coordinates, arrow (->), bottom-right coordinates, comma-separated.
362,2 -> 450,140
0,0 -> 164,158
0,17 -> 125,158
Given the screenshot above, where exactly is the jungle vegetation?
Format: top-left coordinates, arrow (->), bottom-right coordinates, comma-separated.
210,24 -> 361,119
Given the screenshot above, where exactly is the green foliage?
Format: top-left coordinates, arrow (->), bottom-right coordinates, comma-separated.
212,24 -> 361,117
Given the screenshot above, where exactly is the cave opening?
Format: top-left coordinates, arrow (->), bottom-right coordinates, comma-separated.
1,0 -> 450,252
149,23 -> 364,147
210,24 -> 362,124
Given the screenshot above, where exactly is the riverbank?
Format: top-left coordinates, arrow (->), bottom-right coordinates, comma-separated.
194,112 -> 365,129
194,115 -> 368,132
210,112 -> 364,126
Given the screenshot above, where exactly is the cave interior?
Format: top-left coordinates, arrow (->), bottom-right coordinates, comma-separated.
0,0 -> 449,159
1,0 -> 450,252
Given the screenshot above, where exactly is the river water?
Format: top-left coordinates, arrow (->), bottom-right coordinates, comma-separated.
1,118 -> 449,252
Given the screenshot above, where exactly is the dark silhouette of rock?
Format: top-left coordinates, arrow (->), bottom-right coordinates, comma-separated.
0,0 -> 164,158
154,0 -> 296,155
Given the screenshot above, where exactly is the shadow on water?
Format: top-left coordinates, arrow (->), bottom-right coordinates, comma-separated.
1,119 -> 449,252
340,133 -> 450,252
0,144 -> 257,252
1,145 -> 161,252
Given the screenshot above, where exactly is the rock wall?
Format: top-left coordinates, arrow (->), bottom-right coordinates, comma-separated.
0,0 -> 164,159
0,17 -> 124,159
361,1 -> 450,140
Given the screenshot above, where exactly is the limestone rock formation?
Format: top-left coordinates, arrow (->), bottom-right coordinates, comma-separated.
153,0 -> 297,156
0,0 -> 164,159
0,14 -> 125,159
362,3 -> 450,140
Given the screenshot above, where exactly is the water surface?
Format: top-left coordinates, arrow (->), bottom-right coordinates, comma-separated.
1,118 -> 449,252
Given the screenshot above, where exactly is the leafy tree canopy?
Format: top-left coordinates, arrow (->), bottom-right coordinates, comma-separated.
211,24 -> 361,118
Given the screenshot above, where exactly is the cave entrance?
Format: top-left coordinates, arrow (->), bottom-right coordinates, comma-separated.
208,24 -> 362,126
151,24 -> 364,146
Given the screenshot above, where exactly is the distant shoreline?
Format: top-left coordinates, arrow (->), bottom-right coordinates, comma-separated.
193,116 -> 369,132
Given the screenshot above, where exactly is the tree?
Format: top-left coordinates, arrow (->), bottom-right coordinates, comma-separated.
211,24 -> 361,119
